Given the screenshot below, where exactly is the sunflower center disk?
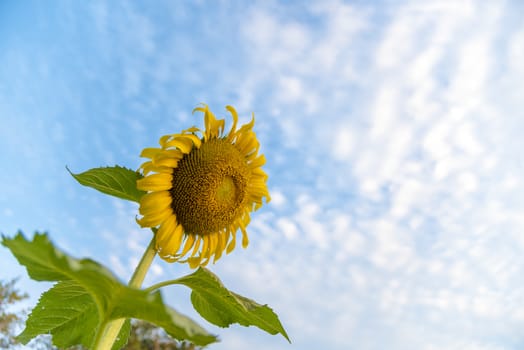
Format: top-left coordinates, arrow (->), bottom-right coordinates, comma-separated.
216,176 -> 238,204
170,138 -> 250,235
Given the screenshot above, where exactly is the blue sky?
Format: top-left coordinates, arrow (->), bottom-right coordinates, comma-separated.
1,1 -> 524,349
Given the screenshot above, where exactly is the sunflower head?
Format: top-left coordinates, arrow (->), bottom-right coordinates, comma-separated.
136,104 -> 270,268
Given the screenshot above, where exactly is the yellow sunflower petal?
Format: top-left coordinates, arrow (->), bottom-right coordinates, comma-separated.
136,208 -> 172,228
226,231 -> 236,254
139,191 -> 172,216
173,133 -> 202,149
248,154 -> 266,168
156,149 -> 184,159
139,161 -> 154,175
179,234 -> 196,258
192,105 -> 206,114
236,115 -> 255,135
190,235 -> 202,257
197,105 -> 224,140
188,256 -> 202,269
140,159 -> 174,175
209,117 -> 225,139
155,214 -> 177,249
164,137 -> 194,154
225,105 -> 239,141
136,173 -> 172,191
205,233 -> 218,261
247,185 -> 270,200
235,131 -> 258,154
251,167 -> 268,180
140,147 -> 162,159
159,135 -> 173,148
182,126 -> 200,133
200,235 -> 210,260
162,224 -> 184,257
213,232 -> 226,263
200,257 -> 210,267
152,156 -> 179,168
240,226 -> 249,248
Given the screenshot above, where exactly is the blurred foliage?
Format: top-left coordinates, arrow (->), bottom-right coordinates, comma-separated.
124,319 -> 201,350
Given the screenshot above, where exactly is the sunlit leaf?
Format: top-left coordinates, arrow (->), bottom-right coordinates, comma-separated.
1,232 -> 217,348
174,267 -> 290,342
67,165 -> 146,202
17,281 -> 131,349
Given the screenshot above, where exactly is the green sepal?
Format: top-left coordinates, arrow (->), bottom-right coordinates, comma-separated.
174,267 -> 290,342
67,165 -> 146,202
2,232 -> 217,348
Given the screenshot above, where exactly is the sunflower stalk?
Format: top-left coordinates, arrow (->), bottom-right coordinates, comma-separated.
92,236 -> 157,350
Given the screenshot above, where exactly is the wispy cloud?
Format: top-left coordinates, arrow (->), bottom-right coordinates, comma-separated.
1,1 -> 524,349
207,1 -> 524,349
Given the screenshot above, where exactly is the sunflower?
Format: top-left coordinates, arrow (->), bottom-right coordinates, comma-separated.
136,104 -> 270,268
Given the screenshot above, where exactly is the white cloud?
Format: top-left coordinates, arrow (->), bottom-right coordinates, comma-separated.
268,189 -> 286,208
227,1 -> 524,349
509,28 -> 524,74
4,1 -> 524,350
276,217 -> 299,241
332,125 -> 354,161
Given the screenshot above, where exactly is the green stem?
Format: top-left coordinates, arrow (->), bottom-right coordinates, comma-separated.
128,237 -> 157,288
92,236 -> 157,350
144,279 -> 180,293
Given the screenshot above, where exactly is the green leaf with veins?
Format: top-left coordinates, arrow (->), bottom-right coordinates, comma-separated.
1,232 -> 217,348
67,165 -> 146,202
173,267 -> 290,342
17,281 -> 131,350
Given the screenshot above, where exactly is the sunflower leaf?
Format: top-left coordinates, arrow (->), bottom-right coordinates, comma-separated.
174,267 -> 290,342
17,281 -> 131,350
67,165 -> 146,202
1,232 -> 217,348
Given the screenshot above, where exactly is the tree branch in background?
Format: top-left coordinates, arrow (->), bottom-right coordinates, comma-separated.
0,278 -> 28,348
